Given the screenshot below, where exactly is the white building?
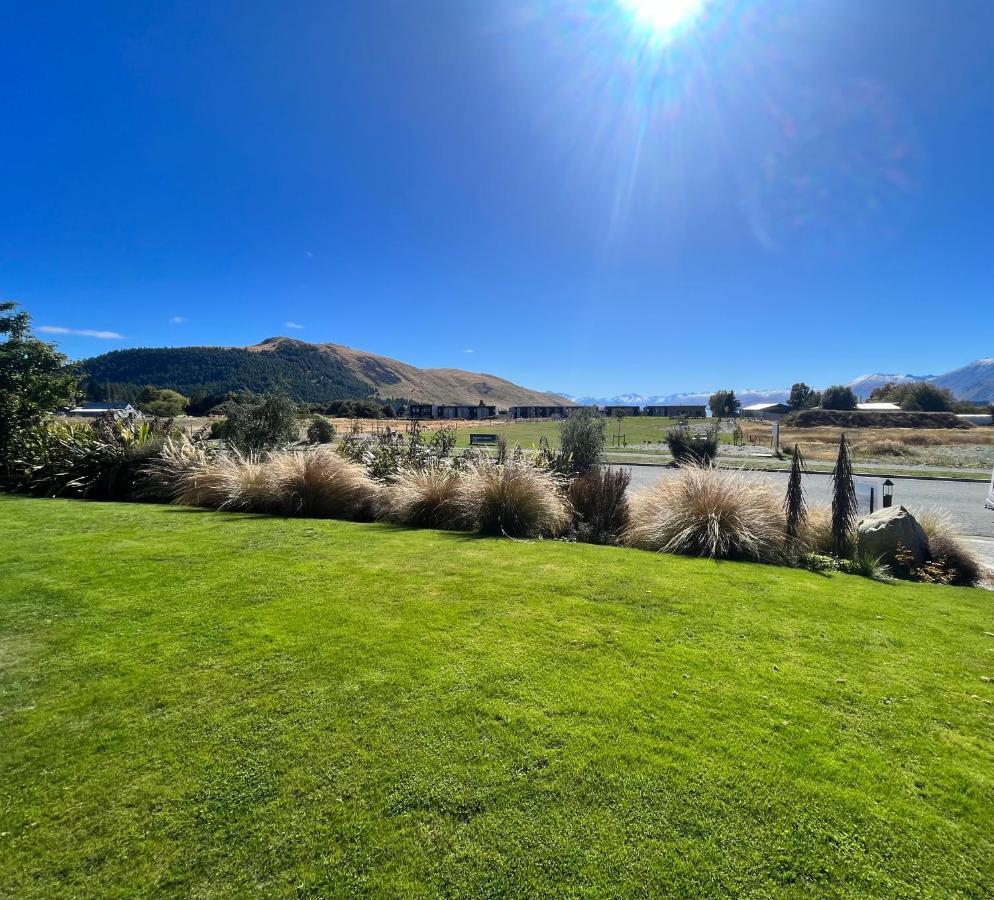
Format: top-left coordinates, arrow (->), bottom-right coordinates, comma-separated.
741,402 -> 791,420
856,402 -> 901,412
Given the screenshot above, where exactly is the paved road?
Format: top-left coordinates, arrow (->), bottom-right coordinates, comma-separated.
620,466 -> 994,568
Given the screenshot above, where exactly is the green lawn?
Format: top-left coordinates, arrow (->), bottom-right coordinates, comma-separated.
2,496 -> 993,897
451,415 -> 700,449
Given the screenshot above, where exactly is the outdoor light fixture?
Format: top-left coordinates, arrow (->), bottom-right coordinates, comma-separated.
882,479 -> 894,508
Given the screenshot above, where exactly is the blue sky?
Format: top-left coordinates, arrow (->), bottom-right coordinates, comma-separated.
2,0 -> 992,395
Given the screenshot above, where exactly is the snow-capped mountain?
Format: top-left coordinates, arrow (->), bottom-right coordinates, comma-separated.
931,358 -> 994,402
558,358 -> 994,408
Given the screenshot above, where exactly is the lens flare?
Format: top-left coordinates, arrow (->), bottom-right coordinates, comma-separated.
619,0 -> 707,42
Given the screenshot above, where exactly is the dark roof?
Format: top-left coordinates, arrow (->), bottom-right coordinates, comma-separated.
79,402 -> 133,410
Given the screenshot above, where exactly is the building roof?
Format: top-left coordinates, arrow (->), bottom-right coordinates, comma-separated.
77,402 -> 135,410
856,402 -> 901,411
742,402 -> 790,412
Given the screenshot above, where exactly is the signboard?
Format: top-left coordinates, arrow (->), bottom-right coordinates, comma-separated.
469,433 -> 498,446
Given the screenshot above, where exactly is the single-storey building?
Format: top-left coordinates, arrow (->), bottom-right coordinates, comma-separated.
643,405 -> 707,418
408,402 -> 496,420
64,402 -> 140,420
856,402 -> 901,412
956,413 -> 993,426
509,405 -> 573,419
741,402 -> 791,420
602,405 -> 640,417
438,403 -> 496,420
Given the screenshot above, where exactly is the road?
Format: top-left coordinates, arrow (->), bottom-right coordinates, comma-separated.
620,466 -> 994,569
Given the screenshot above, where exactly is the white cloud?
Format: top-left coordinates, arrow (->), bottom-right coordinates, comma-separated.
285,321 -> 304,329
463,348 -> 474,354
169,316 -> 186,324
38,325 -> 123,339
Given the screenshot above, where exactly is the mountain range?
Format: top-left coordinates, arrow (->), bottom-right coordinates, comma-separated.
568,359 -> 994,407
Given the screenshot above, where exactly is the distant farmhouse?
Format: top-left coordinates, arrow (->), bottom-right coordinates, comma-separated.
741,402 -> 791,420
64,401 -> 140,420
408,402 -> 496,420
602,405 -> 640,417
644,404 -> 707,418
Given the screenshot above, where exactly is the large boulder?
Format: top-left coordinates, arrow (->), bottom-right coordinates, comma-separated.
857,505 -> 928,567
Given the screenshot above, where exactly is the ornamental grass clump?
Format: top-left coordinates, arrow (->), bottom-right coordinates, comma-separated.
457,460 -> 569,538
137,438 -> 209,503
380,465 -> 469,530
567,467 -> 630,545
265,449 -> 381,520
625,465 -> 786,563
169,445 -> 238,509
912,509 -> 984,587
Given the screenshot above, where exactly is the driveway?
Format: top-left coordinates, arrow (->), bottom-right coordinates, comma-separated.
619,465 -> 994,569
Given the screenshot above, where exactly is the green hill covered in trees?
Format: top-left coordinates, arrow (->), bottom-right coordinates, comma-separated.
81,342 -> 376,404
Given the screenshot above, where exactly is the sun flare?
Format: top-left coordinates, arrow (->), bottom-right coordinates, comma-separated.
620,0 -> 707,41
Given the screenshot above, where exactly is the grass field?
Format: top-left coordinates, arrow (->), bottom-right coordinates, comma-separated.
323,416 -> 706,450
2,496 -> 993,896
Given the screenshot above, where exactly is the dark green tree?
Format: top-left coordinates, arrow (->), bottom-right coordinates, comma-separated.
708,390 -> 740,418
821,385 -> 857,411
0,302 -> 81,483
783,444 -> 807,546
788,382 -> 820,410
830,434 -> 857,557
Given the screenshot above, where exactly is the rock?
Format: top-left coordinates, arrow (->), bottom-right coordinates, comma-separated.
857,505 -> 929,567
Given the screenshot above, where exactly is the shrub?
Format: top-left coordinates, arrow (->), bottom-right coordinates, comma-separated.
559,409 -> 605,473
306,416 -> 336,444
666,424 -> 718,466
217,391 -> 300,451
782,410 -> 971,429
625,466 -> 786,563
265,449 -> 381,520
567,467 -> 630,545
914,510 -> 984,587
380,465 -> 469,530
858,438 -> 910,456
838,552 -> 892,582
457,460 -> 569,538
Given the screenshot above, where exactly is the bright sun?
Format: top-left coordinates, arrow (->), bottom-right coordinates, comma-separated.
620,0 -> 707,40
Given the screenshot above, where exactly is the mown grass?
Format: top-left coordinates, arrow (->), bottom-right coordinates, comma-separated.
1,495 -> 993,897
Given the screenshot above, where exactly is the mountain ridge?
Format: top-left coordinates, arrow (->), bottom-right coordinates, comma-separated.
81,336 -> 572,408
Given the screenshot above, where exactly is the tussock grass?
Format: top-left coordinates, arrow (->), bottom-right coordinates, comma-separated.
265,450 -> 381,520
135,438 -> 210,502
457,461 -> 569,538
567,467 -> 630,545
381,466 -> 469,530
799,505 -> 845,557
625,466 -> 786,563
914,509 -> 985,587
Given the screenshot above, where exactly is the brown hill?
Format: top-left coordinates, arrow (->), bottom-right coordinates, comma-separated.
250,337 -> 571,408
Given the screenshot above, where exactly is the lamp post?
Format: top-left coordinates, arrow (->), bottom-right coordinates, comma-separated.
882,478 -> 894,508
